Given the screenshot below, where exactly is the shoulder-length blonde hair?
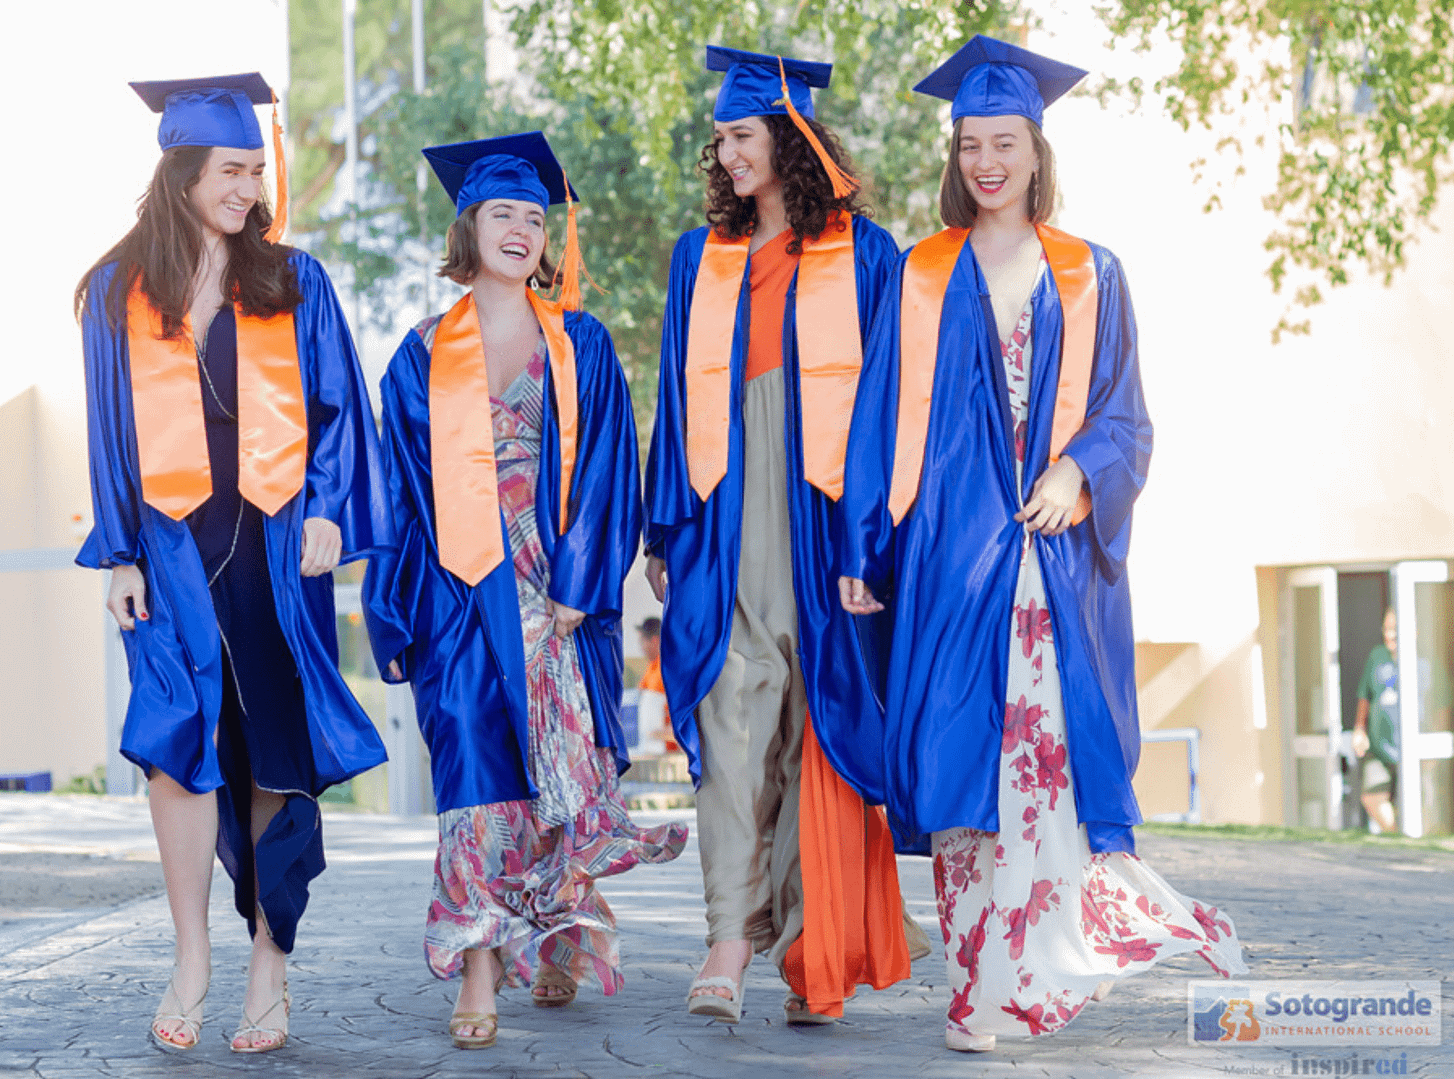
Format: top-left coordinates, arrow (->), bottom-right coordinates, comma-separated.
938,115 -> 1057,228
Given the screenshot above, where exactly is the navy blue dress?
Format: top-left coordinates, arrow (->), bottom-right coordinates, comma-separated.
186,306 -> 325,953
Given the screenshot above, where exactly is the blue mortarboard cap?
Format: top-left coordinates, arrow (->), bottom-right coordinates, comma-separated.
706,46 -> 832,123
913,35 -> 1087,127
130,72 -> 273,151
422,132 -> 570,217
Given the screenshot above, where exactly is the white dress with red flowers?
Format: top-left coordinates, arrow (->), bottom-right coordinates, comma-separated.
931,266 -> 1246,1040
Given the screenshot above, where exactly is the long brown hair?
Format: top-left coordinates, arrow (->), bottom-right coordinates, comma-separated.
938,115 -> 1057,228
699,113 -> 870,254
74,146 -> 302,337
437,201 -> 557,290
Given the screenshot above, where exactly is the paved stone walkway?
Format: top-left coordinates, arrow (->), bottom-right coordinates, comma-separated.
0,793 -> 1450,1078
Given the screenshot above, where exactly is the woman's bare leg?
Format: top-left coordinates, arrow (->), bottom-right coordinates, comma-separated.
147,772 -> 217,1045
233,784 -> 289,1050
453,948 -> 504,1037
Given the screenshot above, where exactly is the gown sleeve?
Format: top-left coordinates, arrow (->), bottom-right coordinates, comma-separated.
291,252 -> 391,561
361,333 -> 432,683
548,314 -> 641,617
1059,252 -> 1153,580
837,251 -> 910,595
76,264 -> 144,570
643,230 -> 703,557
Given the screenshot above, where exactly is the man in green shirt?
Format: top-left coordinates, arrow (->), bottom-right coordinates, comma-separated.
1353,608 -> 1400,833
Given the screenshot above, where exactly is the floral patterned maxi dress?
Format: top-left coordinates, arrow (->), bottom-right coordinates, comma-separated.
424,340 -> 688,991
932,265 -> 1247,1039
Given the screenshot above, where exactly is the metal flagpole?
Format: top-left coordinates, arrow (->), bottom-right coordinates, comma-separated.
412,0 -> 429,315
342,0 -> 361,332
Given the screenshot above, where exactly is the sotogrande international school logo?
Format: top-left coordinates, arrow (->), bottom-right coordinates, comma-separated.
1189,982 -> 1440,1047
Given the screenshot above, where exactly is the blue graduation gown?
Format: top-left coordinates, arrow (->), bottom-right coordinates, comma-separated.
644,214 -> 900,789
78,251 -> 392,796
362,309 -> 640,814
838,239 -> 1153,855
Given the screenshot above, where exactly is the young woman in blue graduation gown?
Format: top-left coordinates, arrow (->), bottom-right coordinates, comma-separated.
645,47 -> 918,1025
837,37 -> 1247,1052
74,75 -> 389,1053
363,135 -> 686,1050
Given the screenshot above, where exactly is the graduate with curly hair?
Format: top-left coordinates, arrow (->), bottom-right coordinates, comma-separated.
644,46 -> 922,1026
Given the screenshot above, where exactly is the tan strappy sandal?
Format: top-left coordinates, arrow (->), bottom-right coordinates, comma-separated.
531,964 -> 578,1008
150,973 -> 207,1050
449,1011 -> 498,1049
784,992 -> 836,1026
230,981 -> 290,1054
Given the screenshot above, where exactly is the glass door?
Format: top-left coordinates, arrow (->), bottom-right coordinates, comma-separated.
1392,561 -> 1454,836
1284,567 -> 1345,829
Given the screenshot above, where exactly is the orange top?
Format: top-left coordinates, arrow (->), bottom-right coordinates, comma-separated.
744,230 -> 799,381
638,657 -> 665,695
127,282 -> 306,521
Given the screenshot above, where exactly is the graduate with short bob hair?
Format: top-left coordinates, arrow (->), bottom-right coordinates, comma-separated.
363,132 -> 686,1051
74,72 -> 390,1054
645,45 -> 920,1027
836,36 -> 1247,1052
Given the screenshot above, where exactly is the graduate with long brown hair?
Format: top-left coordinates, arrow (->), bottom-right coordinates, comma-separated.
75,73 -> 389,1054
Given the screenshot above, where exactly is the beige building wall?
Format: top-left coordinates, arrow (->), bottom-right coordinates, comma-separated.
0,385 -> 106,788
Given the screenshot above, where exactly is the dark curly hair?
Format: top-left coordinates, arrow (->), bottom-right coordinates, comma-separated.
698,113 -> 870,254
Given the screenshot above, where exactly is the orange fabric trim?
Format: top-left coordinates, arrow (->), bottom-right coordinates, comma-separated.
126,284 -> 211,521
744,231 -> 797,382
1035,224 -> 1098,526
235,308 -> 307,516
684,231 -> 751,499
784,715 -> 911,1016
796,212 -> 862,500
429,293 -> 503,587
526,290 -> 578,534
888,228 -> 969,524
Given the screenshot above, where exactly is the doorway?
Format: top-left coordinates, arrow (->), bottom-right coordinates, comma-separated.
1279,560 -> 1454,836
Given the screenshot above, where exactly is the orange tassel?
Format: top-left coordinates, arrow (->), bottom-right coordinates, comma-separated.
778,57 -> 858,201
263,93 -> 289,245
553,168 -> 600,311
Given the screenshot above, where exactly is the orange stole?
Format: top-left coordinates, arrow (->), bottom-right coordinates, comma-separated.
784,715 -> 911,1017
429,291 -> 578,587
683,213 -> 862,501
126,283 -> 306,520
887,224 -> 1099,524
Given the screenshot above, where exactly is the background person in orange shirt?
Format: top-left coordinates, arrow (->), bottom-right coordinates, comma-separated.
636,618 -> 676,753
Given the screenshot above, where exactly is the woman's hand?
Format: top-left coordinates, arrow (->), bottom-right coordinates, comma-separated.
646,556 -> 668,603
386,660 -> 403,681
300,517 -> 343,576
106,564 -> 149,630
550,600 -> 586,638
839,576 -> 884,615
1015,456 -> 1086,536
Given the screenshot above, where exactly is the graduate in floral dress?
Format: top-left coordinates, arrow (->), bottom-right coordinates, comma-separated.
364,133 -> 686,1050
837,37 -> 1247,1052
